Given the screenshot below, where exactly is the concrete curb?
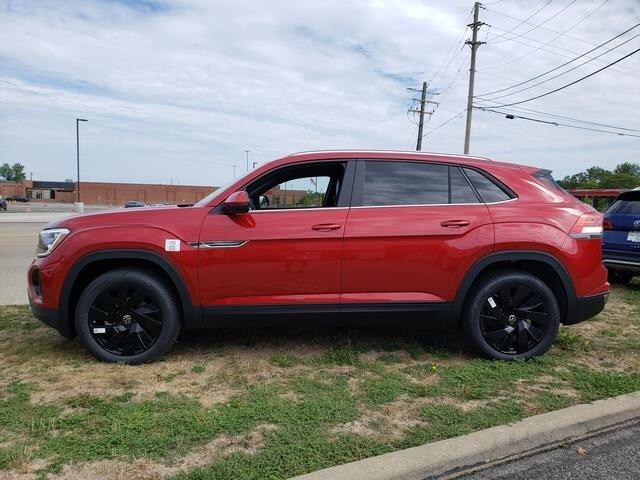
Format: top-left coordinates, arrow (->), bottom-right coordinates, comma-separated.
291,391 -> 640,480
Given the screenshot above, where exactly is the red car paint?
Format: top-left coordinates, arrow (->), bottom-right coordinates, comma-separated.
28,151 -> 608,338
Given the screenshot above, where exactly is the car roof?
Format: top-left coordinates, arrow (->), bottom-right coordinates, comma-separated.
283,150 -> 530,171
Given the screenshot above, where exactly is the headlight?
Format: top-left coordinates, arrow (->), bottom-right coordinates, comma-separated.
36,228 -> 70,257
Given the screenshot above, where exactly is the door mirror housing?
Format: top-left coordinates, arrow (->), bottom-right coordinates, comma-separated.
221,190 -> 250,214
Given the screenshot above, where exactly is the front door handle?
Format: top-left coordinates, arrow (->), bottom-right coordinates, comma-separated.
311,223 -> 342,231
441,219 -> 470,228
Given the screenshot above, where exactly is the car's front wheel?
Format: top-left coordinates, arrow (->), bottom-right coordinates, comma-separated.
464,271 -> 560,360
75,269 -> 181,364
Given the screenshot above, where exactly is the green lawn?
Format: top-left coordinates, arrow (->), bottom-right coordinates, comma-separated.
1,282 -> 639,479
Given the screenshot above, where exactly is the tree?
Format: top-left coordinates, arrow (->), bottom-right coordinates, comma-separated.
558,162 -> 640,190
0,163 -> 26,182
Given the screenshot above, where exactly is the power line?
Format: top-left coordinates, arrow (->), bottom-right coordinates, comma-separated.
485,0 -> 554,43
482,26 -> 640,79
482,0 -> 609,70
484,2 -> 604,48
477,22 -> 640,97
484,47 -> 640,108
429,9 -> 473,86
476,29 -> 640,101
423,109 -> 466,138
488,0 -> 579,45
474,69 -> 640,110
475,106 -> 640,138
474,100 -> 640,133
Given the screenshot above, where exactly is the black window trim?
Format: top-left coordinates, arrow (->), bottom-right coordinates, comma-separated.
351,159 -> 515,208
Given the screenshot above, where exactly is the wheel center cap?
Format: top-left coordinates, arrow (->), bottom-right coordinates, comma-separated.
507,314 -> 517,325
122,314 -> 132,326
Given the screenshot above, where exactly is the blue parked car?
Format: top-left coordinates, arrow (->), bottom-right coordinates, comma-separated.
603,189 -> 640,284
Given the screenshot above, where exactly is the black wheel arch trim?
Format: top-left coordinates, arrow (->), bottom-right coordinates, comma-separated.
452,250 -> 577,326
60,249 -> 201,338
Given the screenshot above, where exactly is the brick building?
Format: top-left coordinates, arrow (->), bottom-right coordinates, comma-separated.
1,180 -> 216,206
0,180 -> 31,199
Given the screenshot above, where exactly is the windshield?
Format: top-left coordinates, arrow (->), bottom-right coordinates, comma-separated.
194,179 -> 237,207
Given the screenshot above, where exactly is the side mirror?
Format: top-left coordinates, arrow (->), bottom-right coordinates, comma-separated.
221,190 -> 250,214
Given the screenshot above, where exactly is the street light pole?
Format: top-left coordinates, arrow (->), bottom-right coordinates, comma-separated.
76,118 -> 88,202
232,165 -> 237,179
245,150 -> 250,172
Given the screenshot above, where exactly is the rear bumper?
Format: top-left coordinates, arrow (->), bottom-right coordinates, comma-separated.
565,293 -> 608,325
603,250 -> 640,274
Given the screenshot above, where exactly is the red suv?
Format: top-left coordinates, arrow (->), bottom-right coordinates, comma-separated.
28,151 -> 609,363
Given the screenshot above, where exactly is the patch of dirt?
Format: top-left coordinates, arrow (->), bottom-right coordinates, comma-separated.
330,396 -> 433,441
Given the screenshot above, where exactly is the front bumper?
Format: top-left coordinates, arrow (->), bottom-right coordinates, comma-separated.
29,296 -> 73,339
565,292 -> 609,325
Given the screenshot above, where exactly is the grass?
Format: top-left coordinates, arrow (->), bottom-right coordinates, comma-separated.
0,282 -> 639,479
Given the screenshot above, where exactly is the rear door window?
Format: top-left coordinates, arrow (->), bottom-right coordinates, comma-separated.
362,161 -> 449,206
359,161 -> 481,206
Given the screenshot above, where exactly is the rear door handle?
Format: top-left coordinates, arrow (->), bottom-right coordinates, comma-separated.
311,223 -> 342,231
441,219 -> 470,228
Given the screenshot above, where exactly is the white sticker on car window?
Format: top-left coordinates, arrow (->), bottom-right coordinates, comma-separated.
487,297 -> 497,309
165,239 -> 181,252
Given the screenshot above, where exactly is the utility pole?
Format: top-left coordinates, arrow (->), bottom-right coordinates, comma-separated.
407,82 -> 439,151
232,165 -> 237,179
244,150 -> 250,172
76,118 -> 88,202
463,2 -> 485,154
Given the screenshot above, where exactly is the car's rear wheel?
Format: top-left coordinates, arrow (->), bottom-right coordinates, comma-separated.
75,269 -> 180,364
608,270 -> 633,285
464,271 -> 560,360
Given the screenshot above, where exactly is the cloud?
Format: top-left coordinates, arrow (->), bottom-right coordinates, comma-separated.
0,0 -> 638,185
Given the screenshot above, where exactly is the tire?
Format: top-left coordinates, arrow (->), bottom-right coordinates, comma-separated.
463,271 -> 560,361
75,269 -> 181,364
608,270 -> 633,285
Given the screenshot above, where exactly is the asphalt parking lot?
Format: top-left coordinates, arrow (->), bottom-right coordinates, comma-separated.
460,421 -> 640,480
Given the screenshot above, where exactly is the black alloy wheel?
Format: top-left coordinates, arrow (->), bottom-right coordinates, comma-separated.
464,271 -> 560,360
75,269 -> 180,364
88,283 -> 163,356
479,284 -> 548,355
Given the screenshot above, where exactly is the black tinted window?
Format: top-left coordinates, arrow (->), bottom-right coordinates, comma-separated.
464,168 -> 511,203
363,161 -> 448,206
450,167 -> 480,203
607,200 -> 640,215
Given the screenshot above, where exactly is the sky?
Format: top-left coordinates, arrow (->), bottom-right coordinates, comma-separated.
1,0 -> 639,187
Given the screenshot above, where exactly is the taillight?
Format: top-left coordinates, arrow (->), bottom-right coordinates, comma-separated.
603,220 -> 614,231
570,213 -> 603,239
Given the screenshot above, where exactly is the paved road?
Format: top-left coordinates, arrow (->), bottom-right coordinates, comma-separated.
460,421 -> 640,480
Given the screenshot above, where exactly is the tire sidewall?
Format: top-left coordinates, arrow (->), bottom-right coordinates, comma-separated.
464,272 -> 560,361
75,269 -> 180,364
